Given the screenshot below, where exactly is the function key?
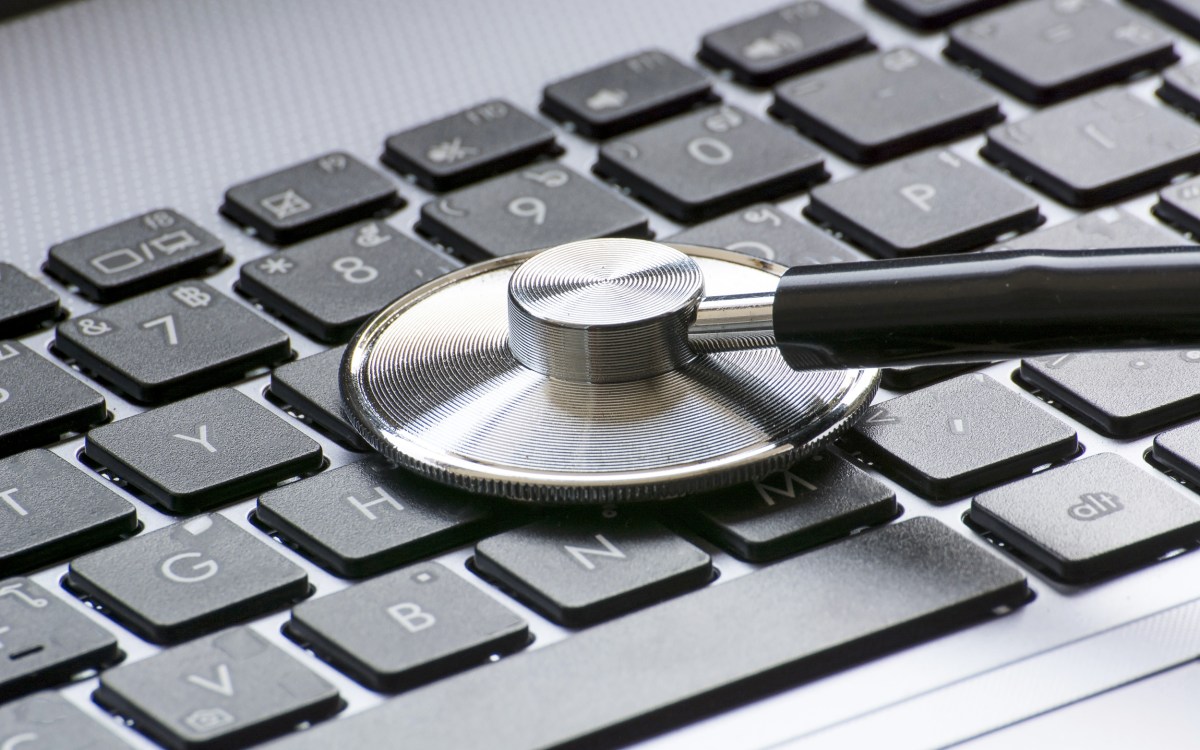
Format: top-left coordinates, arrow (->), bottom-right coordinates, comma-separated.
221,152 -> 403,245
542,50 -> 715,138
0,693 -> 133,749
698,1 -> 872,86
982,90 -> 1200,208
94,626 -> 340,749
268,346 -> 369,450
0,263 -> 59,337
46,210 -> 226,302
85,388 -> 322,514
945,0 -> 1176,104
54,282 -> 291,403
417,163 -> 650,260
867,0 -> 1013,30
382,100 -> 560,191
805,149 -> 1041,257
771,47 -> 1001,164
238,220 -> 461,343
288,562 -> 528,692
846,373 -> 1078,501
595,105 -> 827,222
0,577 -> 120,702
0,449 -> 136,575
67,514 -> 309,644
971,453 -> 1200,583
0,340 -> 106,457
666,203 -> 864,265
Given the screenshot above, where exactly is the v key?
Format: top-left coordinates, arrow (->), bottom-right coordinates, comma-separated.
185,662 -> 234,697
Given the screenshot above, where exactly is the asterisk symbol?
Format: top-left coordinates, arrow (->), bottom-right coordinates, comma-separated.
259,257 -> 294,275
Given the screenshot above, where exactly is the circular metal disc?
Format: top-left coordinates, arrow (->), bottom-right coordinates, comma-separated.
342,242 -> 880,503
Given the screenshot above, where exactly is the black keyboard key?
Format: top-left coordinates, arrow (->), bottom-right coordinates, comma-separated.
474,512 -> 711,627
238,220 -> 461,343
268,346 -> 368,450
0,692 -> 133,749
0,263 -> 59,337
67,514 -> 308,644
0,577 -> 119,701
1125,0 -> 1200,40
1021,351 -> 1200,437
417,163 -> 650,260
85,388 -> 321,513
666,203 -> 864,265
94,626 -> 339,750
55,282 -> 291,403
288,562 -> 528,692
880,363 -> 981,391
595,105 -> 827,222
263,518 -> 1029,750
1154,175 -> 1200,236
382,100 -> 560,191
698,1 -> 872,86
991,207 -> 1185,251
542,50 -> 715,138
1158,60 -> 1200,117
1,341 -> 106,456
804,149 -> 1042,257
256,459 -> 498,578
868,0 -> 1013,30
971,453 -> 1200,583
771,47 -> 1002,163
0,449 -> 136,574
221,152 -> 403,245
982,90 -> 1200,208
944,0 -> 1177,104
680,453 -> 897,562
46,210 -> 226,302
847,373 -> 1078,501
1153,418 -> 1200,484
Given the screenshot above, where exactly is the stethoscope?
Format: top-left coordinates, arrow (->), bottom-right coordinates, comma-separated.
341,237 -> 1200,504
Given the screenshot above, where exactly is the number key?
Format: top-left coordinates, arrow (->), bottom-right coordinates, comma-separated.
55,282 -> 291,403
0,263 -> 59,337
0,341 -> 106,457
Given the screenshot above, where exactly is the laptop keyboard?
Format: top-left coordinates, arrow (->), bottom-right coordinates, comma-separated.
6,0 -> 1200,747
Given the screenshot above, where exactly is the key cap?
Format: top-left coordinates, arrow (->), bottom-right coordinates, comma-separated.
771,47 -> 1002,163
46,210 -> 226,302
542,50 -> 715,139
0,263 -> 59,338
263,518 -> 1029,750
238,220 -> 461,343
67,514 -> 308,644
417,163 -> 650,260
1153,418 -> 1200,485
677,453 -> 897,562
473,512 -> 711,627
221,152 -> 403,245
268,346 -> 368,450
256,459 -> 499,578
1134,0 -> 1200,38
697,1 -> 873,86
665,203 -> 864,265
54,282 -> 291,403
944,0 -> 1177,104
880,364 -> 981,391
846,373 -> 1078,501
804,149 -> 1042,257
288,562 -> 528,692
0,692 -> 133,749
382,100 -> 560,191
971,453 -> 1200,583
990,207 -> 1186,251
1153,174 -> 1200,236
1021,351 -> 1200,437
1158,60 -> 1200,118
0,578 -> 119,702
982,90 -> 1200,208
0,341 -> 106,456
0,449 -> 136,574
867,0 -> 1012,30
595,105 -> 827,222
94,626 -> 339,750
85,388 -> 321,513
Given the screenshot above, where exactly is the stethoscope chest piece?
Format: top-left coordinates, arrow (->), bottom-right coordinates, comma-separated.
342,238 -> 879,503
